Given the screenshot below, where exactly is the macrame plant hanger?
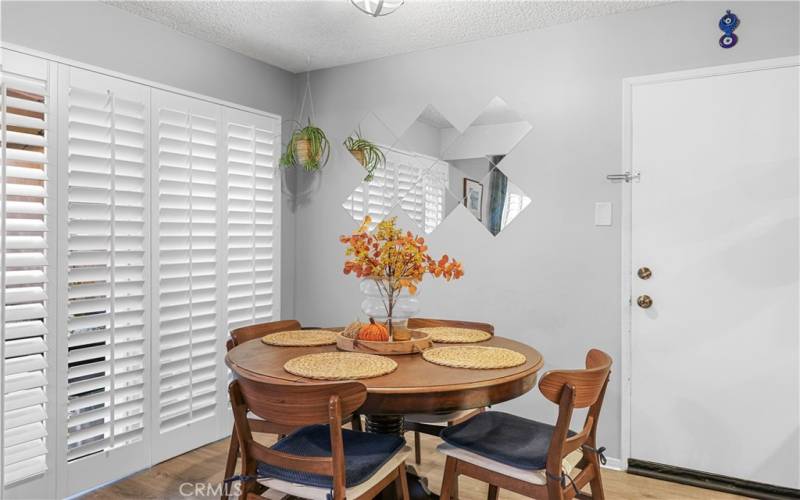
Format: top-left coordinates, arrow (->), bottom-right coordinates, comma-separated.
296,57 -> 316,132
282,56 -> 322,199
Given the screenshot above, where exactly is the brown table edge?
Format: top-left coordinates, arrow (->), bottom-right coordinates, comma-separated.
225,343 -> 544,395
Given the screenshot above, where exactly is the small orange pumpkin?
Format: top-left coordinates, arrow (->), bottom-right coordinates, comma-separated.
357,318 -> 389,342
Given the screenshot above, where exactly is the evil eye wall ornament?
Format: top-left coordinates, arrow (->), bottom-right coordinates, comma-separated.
719,9 -> 740,49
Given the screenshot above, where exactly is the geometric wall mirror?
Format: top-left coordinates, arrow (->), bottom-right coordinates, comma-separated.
342,98 -> 532,235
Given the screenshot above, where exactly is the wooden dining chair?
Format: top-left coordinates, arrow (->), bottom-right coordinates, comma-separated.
437,349 -> 612,500
404,317 -> 495,465
223,320 -> 367,498
229,377 -> 411,500
226,319 -> 303,351
223,320 -> 304,496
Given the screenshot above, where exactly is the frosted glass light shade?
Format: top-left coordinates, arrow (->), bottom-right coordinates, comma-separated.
351,0 -> 404,17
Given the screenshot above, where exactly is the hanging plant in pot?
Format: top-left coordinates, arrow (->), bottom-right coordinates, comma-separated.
344,130 -> 386,181
280,119 -> 331,172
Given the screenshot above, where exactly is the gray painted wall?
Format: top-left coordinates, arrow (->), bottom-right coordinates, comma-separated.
294,1 -> 800,460
1,0 -> 299,319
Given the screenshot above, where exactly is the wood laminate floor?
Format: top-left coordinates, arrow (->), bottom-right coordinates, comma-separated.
83,433 -> 748,499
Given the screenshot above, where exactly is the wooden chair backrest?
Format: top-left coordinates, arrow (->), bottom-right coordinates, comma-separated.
407,317 -> 494,335
227,320 -> 302,351
234,376 -> 366,427
229,379 -> 364,498
538,349 -> 611,408
537,349 -> 612,477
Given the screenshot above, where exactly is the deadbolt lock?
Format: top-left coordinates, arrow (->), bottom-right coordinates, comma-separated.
637,295 -> 653,309
637,267 -> 652,280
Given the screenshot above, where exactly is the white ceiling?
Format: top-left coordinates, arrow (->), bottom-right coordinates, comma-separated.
108,1 -> 664,73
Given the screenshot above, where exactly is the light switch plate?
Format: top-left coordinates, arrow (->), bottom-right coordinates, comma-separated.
595,202 -> 612,226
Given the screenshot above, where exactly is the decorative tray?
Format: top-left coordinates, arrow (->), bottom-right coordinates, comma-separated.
336,329 -> 433,355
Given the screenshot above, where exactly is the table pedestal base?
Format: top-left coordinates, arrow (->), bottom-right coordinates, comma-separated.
364,415 -> 438,500
365,414 -> 405,435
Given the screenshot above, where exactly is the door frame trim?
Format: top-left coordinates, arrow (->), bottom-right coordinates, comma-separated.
619,55 -> 800,467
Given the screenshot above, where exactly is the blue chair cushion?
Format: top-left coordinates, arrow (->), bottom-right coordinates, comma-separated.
256,424 -> 405,488
440,411 -> 575,470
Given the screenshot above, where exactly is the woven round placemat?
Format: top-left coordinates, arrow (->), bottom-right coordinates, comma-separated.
284,352 -> 398,380
422,346 -> 527,369
261,330 -> 338,347
416,327 -> 491,344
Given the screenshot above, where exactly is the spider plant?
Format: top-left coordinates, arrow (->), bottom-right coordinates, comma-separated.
280,119 -> 331,172
344,130 -> 386,181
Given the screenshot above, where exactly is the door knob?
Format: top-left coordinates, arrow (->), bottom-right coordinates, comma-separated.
637,267 -> 652,280
637,295 -> 653,309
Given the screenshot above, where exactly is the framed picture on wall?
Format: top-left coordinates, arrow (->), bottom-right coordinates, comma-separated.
463,178 -> 484,221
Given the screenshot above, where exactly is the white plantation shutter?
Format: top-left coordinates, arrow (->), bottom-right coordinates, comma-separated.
344,147 -> 424,226
150,90 -> 224,462
1,52 -> 55,497
224,108 -> 280,330
0,49 -> 281,496
423,163 -> 448,233
501,191 -> 531,228
403,160 -> 448,234
345,146 -> 446,233
59,66 -> 150,494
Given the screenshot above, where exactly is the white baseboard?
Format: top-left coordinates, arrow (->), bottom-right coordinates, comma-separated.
602,457 -> 625,471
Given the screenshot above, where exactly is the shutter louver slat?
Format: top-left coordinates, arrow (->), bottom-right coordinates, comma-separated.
2,69 -> 51,485
155,101 -> 219,434
5,439 -> 46,468
5,387 -> 46,412
4,371 -> 47,395
4,166 -> 47,181
65,81 -> 147,465
5,354 -> 47,376
4,422 -> 47,449
4,455 -> 47,486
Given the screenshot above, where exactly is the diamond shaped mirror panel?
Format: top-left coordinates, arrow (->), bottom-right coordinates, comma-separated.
462,166 -> 531,236
342,98 -> 531,235
342,147 -> 431,228
442,97 -> 532,162
399,159 -> 463,234
395,104 -> 461,171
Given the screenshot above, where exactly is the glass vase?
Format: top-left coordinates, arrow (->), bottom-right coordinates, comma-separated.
360,278 -> 420,339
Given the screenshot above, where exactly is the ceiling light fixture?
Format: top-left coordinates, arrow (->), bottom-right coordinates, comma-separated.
351,0 -> 404,17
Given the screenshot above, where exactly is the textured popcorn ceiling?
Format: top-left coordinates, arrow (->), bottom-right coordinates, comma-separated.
108,1 -> 664,73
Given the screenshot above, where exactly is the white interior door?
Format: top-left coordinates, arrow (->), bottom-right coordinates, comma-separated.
629,60 -> 800,489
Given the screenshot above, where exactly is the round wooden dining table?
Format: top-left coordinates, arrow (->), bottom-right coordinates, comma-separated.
225,334 -> 544,499
227,335 -> 543,416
